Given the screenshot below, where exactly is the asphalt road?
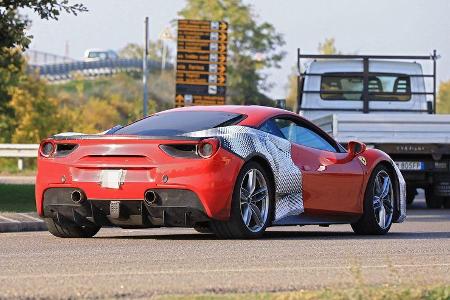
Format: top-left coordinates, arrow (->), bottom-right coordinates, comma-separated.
1,197 -> 449,299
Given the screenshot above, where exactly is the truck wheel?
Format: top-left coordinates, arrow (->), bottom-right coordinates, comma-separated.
425,188 -> 443,209
406,187 -> 416,205
351,165 -> 394,235
443,198 -> 450,209
45,218 -> 100,238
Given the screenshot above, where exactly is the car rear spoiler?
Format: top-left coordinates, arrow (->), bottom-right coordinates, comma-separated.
51,134 -> 204,141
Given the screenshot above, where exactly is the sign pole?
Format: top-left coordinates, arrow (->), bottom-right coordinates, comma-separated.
143,17 -> 149,117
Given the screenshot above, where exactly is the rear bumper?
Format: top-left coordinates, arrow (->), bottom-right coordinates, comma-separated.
42,187 -> 210,227
35,147 -> 244,221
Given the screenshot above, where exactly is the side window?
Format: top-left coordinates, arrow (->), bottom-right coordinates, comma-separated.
274,119 -> 337,152
259,119 -> 285,139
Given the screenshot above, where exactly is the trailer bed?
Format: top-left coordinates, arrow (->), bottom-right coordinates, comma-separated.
312,113 -> 450,145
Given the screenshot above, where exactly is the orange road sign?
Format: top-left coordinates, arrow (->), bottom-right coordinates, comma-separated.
176,19 -> 228,107
176,80 -> 226,87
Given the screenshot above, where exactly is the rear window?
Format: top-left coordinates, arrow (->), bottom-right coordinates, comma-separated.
114,111 -> 244,136
320,73 -> 411,101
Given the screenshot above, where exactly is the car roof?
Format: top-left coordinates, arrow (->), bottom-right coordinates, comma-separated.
159,105 -> 301,127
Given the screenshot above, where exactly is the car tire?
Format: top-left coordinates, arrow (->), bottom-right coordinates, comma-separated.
425,188 -> 443,209
406,187 -> 416,206
193,223 -> 212,234
210,161 -> 274,239
45,218 -> 100,238
351,165 -> 395,235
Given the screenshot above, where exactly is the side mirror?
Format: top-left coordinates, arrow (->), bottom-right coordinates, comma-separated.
347,141 -> 366,157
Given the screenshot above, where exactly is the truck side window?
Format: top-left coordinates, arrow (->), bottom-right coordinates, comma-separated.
273,119 -> 338,153
320,73 -> 411,101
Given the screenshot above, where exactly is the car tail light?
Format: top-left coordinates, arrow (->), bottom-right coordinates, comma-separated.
197,138 -> 219,158
160,138 -> 220,159
39,141 -> 78,158
159,144 -> 199,158
39,141 -> 55,157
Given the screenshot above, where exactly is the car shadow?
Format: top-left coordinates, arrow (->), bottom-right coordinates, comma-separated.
96,230 -> 450,241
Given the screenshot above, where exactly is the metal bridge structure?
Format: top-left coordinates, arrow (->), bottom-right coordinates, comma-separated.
25,50 -> 171,82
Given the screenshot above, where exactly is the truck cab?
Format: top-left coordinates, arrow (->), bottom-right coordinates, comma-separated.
297,51 -> 450,209
301,60 -> 429,120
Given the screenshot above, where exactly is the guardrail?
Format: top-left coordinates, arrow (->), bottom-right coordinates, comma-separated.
0,144 -> 39,158
27,58 -> 172,82
0,144 -> 39,170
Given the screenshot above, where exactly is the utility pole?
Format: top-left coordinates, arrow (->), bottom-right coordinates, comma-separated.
161,42 -> 167,70
143,17 -> 149,117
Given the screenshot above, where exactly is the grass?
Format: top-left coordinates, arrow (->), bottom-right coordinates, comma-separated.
158,263 -> 449,300
0,184 -> 36,212
0,157 -> 37,175
156,285 -> 450,300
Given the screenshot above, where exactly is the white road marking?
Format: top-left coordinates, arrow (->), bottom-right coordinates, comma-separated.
0,215 -> 20,223
407,215 -> 450,219
1,263 -> 449,279
17,213 -> 43,222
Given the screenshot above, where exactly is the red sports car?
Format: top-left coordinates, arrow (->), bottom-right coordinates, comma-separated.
36,105 -> 406,238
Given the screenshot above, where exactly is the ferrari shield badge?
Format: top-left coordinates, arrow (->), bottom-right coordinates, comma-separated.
358,156 -> 367,166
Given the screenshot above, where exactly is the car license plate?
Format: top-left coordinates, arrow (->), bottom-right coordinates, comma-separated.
395,161 -> 424,171
100,169 -> 126,189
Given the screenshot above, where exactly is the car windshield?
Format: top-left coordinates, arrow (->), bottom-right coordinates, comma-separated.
88,52 -> 107,59
114,111 -> 244,136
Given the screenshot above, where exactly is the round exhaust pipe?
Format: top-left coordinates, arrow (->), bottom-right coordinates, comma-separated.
144,190 -> 157,206
70,190 -> 86,204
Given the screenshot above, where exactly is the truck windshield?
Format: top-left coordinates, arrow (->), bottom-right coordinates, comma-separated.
114,111 -> 244,136
320,73 -> 411,101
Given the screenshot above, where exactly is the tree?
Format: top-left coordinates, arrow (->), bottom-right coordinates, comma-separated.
318,38 -> 340,55
285,67 -> 298,112
9,74 -> 65,143
0,0 -> 87,50
44,71 -> 172,134
437,80 -> 450,114
0,48 -> 24,142
119,41 -> 172,63
178,0 -> 285,105
0,0 -> 87,142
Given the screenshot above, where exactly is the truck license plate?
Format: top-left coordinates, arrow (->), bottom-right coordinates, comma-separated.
395,161 -> 424,171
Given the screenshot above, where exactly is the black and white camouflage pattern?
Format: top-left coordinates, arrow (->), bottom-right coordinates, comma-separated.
184,125 -> 303,221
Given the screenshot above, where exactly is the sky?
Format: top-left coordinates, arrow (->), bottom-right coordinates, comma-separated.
24,0 -> 450,99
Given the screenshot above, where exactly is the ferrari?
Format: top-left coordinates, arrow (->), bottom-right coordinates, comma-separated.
36,105 -> 406,238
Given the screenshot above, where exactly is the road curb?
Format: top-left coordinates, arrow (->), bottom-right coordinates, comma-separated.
0,213 -> 47,233
0,221 -> 47,233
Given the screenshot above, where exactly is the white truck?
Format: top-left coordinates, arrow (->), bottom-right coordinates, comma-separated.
296,51 -> 450,208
